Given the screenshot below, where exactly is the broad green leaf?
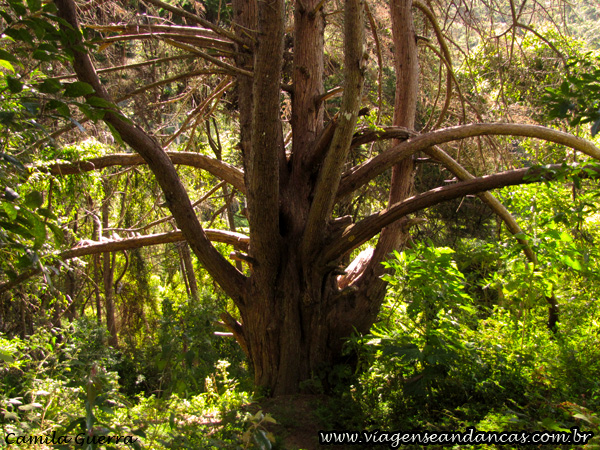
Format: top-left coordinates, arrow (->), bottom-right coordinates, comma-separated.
2,411 -> 19,420
24,191 -> 44,209
105,121 -> 123,145
47,222 -> 64,246
0,10 -> 14,23
85,96 -> 115,109
2,202 -> 18,220
0,60 -> 15,73
38,79 -> 62,94
46,99 -> 71,117
78,104 -> 105,120
6,76 -> 23,93
7,0 -> 27,16
22,210 -> 46,248
0,49 -> 19,64
26,0 -> 42,12
37,208 -> 57,220
560,255 -> 582,271
18,402 -> 43,411
64,81 -> 95,97
32,49 -> 54,62
0,347 -> 15,363
0,112 -> 16,126
4,28 -> 33,44
252,429 -> 273,450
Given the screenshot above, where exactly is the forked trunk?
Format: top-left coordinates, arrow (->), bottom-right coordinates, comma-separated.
234,0 -> 419,395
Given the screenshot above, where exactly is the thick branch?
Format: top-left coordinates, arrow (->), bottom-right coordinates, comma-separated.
0,230 -> 249,294
43,152 -> 246,194
302,0 -> 365,260
324,164 -> 600,261
63,229 -> 249,258
96,30 -> 235,54
350,126 -> 414,148
425,145 -> 536,261
338,123 -> 600,199
54,0 -> 246,300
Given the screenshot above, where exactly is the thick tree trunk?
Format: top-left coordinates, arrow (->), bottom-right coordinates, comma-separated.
241,255 -> 367,396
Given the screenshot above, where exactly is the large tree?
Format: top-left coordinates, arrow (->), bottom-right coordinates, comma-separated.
4,0 -> 600,395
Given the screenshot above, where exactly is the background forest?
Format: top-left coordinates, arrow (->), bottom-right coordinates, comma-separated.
1,0 -> 600,448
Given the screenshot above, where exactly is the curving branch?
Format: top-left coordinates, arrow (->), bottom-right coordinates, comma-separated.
413,0 -> 454,130
53,54 -> 196,80
350,126 -> 414,148
324,163 -> 600,261
162,39 -> 253,78
364,1 -> 383,122
42,152 -> 246,194
0,229 -> 250,295
425,144 -> 560,329
337,123 -> 600,199
424,145 -> 535,259
96,31 -> 235,54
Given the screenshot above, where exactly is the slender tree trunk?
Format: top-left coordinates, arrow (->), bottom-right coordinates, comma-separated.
179,243 -> 199,302
90,207 -> 103,325
102,181 -> 119,347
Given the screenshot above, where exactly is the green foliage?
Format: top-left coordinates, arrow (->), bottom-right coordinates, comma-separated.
1,321 -> 267,449
349,212 -> 600,442
544,54 -> 600,136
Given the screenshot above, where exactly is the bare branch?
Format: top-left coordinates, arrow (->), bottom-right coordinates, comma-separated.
52,54 -> 196,80
63,229 -> 249,258
364,1 -> 383,122
162,39 -> 253,78
413,0 -> 453,129
324,163 -> 600,261
0,229 -> 250,294
424,145 -> 537,261
337,123 -> 600,199
141,0 -> 246,46
42,152 -> 246,194
94,29 -> 235,54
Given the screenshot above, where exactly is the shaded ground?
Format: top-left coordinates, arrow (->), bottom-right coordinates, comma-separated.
260,394 -> 332,450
